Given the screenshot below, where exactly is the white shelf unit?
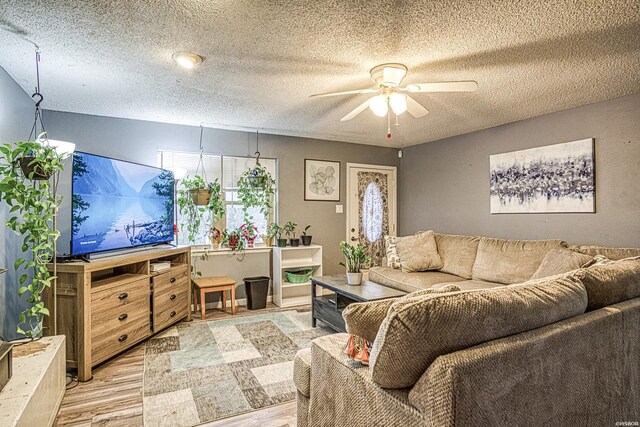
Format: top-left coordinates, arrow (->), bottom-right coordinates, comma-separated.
273,245 -> 323,307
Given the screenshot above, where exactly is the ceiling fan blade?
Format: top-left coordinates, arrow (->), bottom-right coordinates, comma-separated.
403,81 -> 478,93
405,95 -> 429,118
310,88 -> 378,98
340,99 -> 371,121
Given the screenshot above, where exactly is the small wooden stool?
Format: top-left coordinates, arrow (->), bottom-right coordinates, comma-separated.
193,276 -> 237,319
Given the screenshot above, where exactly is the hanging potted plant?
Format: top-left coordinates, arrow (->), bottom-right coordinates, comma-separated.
0,140 -> 66,337
283,221 -> 299,246
237,138 -> 276,224
301,225 -> 313,246
240,222 -> 259,248
339,241 -> 371,286
262,222 -> 280,247
177,176 -> 224,244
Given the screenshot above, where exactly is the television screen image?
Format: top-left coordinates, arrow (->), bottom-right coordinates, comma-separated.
71,152 -> 175,256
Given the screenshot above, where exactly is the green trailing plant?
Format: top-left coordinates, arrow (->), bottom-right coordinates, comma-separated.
237,162 -> 275,223
177,175 -> 224,244
0,140 -> 66,338
339,241 -> 371,273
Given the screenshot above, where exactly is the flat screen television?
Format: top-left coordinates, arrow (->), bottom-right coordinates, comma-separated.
71,151 -> 175,256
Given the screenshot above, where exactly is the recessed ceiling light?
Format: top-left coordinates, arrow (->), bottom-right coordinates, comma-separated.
172,51 -> 203,69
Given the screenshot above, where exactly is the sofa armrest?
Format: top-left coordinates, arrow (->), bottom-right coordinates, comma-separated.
294,348 -> 312,397
307,334 -> 426,427
409,301 -> 640,426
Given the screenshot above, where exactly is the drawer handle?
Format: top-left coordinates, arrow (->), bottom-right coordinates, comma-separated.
118,334 -> 128,342
170,277 -> 176,283
118,313 -> 128,321
118,292 -> 128,300
170,311 -> 177,317
170,294 -> 177,301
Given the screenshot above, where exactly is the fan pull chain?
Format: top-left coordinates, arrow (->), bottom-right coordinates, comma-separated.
387,110 -> 391,139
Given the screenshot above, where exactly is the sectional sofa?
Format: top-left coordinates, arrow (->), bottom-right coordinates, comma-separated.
294,232 -> 640,426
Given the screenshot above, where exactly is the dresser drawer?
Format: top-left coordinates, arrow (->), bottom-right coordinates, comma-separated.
153,265 -> 189,297
91,315 -> 150,365
91,277 -> 150,320
153,286 -> 188,331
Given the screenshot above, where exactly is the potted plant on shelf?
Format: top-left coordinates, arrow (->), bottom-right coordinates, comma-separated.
177,176 -> 224,244
240,222 -> 259,248
339,241 -> 371,286
301,225 -> 312,246
263,222 -> 280,247
283,221 -> 299,246
0,140 -> 66,337
276,224 -> 288,247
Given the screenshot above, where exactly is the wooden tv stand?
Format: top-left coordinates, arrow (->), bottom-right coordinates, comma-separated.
44,246 -> 191,381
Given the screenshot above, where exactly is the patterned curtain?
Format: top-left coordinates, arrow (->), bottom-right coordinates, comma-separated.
357,171 -> 389,267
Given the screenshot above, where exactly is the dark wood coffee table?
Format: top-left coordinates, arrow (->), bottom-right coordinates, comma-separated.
311,274 -> 407,332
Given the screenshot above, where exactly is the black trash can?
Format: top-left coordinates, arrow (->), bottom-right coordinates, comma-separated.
244,276 -> 270,310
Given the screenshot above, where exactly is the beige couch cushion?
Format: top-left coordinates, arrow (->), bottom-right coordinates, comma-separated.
472,237 -> 566,284
574,257 -> 640,311
432,279 -> 504,292
568,245 -> 640,261
369,267 -> 466,293
369,274 -> 588,388
530,248 -> 594,280
294,348 -> 312,397
342,284 -> 462,342
434,233 -> 480,279
396,231 -> 443,273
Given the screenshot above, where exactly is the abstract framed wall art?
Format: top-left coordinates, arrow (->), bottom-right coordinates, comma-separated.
304,159 -> 340,201
490,138 -> 595,214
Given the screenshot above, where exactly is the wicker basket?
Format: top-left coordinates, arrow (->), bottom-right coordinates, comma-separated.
284,269 -> 312,284
189,189 -> 211,206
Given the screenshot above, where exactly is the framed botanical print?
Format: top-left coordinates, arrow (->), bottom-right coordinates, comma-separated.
304,159 -> 340,201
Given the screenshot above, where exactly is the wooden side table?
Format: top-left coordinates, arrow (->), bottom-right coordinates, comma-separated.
193,276 -> 237,318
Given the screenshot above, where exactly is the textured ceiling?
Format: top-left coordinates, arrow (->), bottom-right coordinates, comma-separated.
0,1 -> 639,148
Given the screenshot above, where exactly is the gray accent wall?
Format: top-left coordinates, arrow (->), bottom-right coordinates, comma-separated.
0,67 -> 37,338
41,110 -> 400,274
400,93 -> 640,247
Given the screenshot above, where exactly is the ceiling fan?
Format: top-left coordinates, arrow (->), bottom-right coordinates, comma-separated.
310,63 -> 478,138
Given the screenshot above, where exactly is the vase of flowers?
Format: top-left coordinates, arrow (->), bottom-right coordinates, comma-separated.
208,227 -> 223,249
240,222 -> 259,248
226,229 -> 242,249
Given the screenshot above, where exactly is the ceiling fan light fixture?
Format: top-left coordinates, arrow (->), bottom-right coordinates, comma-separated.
172,51 -> 203,69
369,94 -> 388,117
389,93 -> 407,115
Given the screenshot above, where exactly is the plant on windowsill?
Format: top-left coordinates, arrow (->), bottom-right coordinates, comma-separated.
208,226 -> 223,249
240,222 -> 259,248
177,176 -> 224,244
301,225 -> 312,246
339,241 -> 371,286
283,221 -> 299,246
0,140 -> 66,338
262,222 -> 280,247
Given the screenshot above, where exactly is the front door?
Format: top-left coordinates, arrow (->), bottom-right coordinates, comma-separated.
346,163 -> 397,267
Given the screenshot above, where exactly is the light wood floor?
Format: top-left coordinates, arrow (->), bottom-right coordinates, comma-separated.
55,303 -> 304,427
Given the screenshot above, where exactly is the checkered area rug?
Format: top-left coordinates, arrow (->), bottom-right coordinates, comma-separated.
142,310 -> 332,426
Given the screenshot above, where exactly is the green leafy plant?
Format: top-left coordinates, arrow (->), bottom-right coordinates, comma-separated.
302,225 -> 311,237
177,175 -> 224,244
283,221 -> 297,238
339,241 -> 371,273
225,227 -> 246,253
237,162 -> 275,223
0,140 -> 66,337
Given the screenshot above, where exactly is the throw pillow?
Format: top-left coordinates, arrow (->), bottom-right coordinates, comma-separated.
574,257 -> 640,311
369,275 -> 587,389
530,248 -> 594,279
395,230 -> 444,273
342,284 -> 461,342
384,235 -> 401,269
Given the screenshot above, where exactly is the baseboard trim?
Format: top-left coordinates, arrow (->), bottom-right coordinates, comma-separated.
196,295 -> 274,310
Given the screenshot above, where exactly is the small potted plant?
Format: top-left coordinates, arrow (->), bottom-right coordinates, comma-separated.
283,221 -> 299,246
339,241 -> 371,286
276,224 -> 288,248
263,222 -> 280,247
240,222 -> 259,248
208,226 -> 223,249
301,225 -> 312,246
225,228 -> 244,251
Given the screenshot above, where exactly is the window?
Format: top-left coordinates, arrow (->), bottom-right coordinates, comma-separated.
158,151 -> 277,245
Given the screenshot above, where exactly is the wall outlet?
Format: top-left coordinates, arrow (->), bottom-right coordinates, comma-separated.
336,204 -> 344,213
398,150 -> 403,158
